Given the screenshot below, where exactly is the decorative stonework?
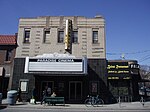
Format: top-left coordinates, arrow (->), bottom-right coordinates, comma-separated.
35,52 -> 76,58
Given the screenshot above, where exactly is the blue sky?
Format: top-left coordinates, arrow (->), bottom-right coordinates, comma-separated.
0,0 -> 150,65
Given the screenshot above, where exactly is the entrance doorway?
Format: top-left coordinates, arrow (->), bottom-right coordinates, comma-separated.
41,81 -> 54,97
109,80 -> 132,102
69,81 -> 82,101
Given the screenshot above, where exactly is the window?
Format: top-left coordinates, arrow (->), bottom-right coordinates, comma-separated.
5,50 -> 12,61
72,31 -> 78,43
24,29 -> 30,43
43,30 -> 50,43
90,81 -> 99,94
92,31 -> 98,44
58,31 -> 64,43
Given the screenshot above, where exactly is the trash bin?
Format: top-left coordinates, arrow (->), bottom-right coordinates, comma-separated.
7,90 -> 17,105
0,93 -> 2,104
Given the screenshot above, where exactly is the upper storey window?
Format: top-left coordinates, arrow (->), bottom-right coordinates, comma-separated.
72,31 -> 78,43
5,50 -> 12,61
92,31 -> 98,44
23,29 -> 30,43
58,31 -> 64,43
43,29 -> 50,43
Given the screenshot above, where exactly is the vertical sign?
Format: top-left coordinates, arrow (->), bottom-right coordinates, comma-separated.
65,19 -> 72,51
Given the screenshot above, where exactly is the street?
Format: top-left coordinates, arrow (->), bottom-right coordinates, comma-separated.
1,100 -> 150,112
1,107 -> 150,112
0,107 -> 150,112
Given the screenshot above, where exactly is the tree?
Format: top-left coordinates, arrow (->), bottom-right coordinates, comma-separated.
140,65 -> 150,88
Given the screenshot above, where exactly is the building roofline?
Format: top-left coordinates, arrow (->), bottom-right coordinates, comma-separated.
0,34 -> 17,45
107,59 -> 138,63
19,15 -> 104,19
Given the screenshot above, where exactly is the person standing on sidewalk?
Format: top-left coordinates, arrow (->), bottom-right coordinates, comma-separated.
41,86 -> 48,105
47,87 -> 51,97
32,88 -> 37,104
16,87 -> 22,102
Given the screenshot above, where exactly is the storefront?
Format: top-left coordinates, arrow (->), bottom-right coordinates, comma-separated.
107,60 -> 141,102
24,53 -> 87,103
11,53 -> 107,103
34,76 -> 85,103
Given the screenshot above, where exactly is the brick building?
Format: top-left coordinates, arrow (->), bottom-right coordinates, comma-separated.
0,35 -> 17,97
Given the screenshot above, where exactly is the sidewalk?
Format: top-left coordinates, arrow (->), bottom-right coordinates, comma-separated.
1,99 -> 150,110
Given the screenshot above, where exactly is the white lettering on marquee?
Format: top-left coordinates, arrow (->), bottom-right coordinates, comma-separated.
37,59 -> 56,62
37,59 -> 74,62
58,59 -> 74,62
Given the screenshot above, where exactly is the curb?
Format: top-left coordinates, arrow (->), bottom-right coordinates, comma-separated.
2,100 -> 150,110
6,103 -> 150,110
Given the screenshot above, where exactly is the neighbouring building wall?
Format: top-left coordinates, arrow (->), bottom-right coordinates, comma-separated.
0,35 -> 17,97
107,60 -> 141,102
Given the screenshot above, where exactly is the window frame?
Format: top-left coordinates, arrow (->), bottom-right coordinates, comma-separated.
5,50 -> 12,61
23,29 -> 31,43
58,30 -> 64,43
92,31 -> 98,44
43,29 -> 50,43
72,31 -> 78,43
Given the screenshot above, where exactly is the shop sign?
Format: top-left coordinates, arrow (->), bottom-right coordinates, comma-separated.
107,62 -> 129,74
130,64 -> 140,69
108,76 -> 131,80
107,65 -> 129,69
108,70 -> 129,74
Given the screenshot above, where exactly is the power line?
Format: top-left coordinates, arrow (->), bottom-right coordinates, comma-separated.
107,50 -> 150,64
139,54 -> 150,62
107,50 -> 150,55
139,56 -> 150,62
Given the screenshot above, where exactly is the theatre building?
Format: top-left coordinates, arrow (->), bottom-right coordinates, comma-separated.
107,60 -> 141,102
10,16 -> 108,103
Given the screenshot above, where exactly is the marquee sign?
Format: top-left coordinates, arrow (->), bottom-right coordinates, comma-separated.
24,54 -> 87,74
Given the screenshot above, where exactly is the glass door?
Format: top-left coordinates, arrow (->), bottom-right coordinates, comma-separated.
69,81 -> 82,100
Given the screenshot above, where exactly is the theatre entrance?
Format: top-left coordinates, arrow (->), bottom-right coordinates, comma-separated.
69,81 -> 82,102
41,81 -> 54,97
